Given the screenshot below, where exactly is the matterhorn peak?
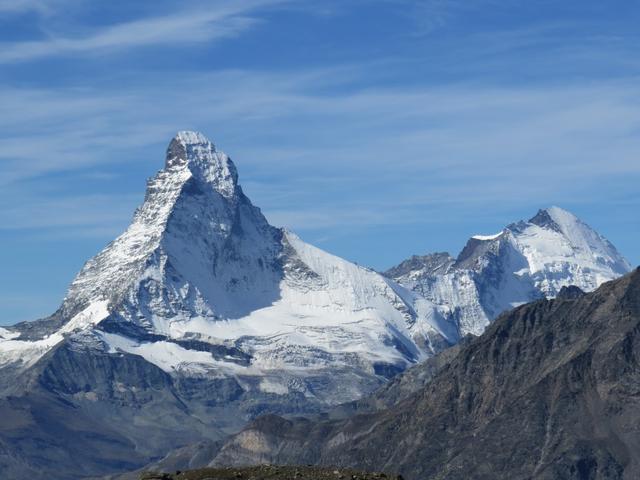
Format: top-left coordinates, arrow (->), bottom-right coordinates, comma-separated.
58,131 -> 258,322
2,130 -> 450,405
165,130 -> 238,197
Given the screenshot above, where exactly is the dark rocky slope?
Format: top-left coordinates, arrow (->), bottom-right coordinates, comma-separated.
117,339 -> 469,478
213,268 -> 640,480
139,465 -> 402,480
0,340 -> 229,480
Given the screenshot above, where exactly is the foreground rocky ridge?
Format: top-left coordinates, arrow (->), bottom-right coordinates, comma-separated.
139,465 -> 402,480
212,268 -> 640,480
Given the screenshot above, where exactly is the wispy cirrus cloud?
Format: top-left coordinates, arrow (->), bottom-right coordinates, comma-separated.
0,192 -> 139,231
2,65 -> 639,240
0,0 -> 61,14
0,0 -> 288,63
0,5 -> 638,246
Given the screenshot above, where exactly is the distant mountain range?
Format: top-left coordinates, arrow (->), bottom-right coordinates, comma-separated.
0,132 -> 632,479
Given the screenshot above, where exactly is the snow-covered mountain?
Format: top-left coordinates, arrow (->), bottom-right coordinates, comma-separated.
386,206 -> 632,337
0,131 -> 632,478
1,132 -> 630,398
0,131 -> 452,405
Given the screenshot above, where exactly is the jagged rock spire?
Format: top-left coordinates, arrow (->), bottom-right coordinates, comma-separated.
166,131 -> 239,198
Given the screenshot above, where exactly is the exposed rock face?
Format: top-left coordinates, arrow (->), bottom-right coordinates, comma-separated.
213,268 -> 640,480
557,285 -> 586,300
384,252 -> 455,280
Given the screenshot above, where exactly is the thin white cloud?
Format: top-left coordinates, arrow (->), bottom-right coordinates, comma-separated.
0,0 -> 286,63
0,0 -> 57,14
2,67 -> 640,188
0,193 -> 140,230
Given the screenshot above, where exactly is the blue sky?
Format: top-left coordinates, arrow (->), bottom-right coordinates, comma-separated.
1,0 -> 639,325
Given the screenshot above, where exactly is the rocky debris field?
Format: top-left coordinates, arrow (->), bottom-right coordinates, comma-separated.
139,465 -> 403,480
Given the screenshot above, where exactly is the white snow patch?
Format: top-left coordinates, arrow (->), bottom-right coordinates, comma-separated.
259,378 -> 289,395
0,301 -> 107,369
391,206 -> 631,339
59,300 -> 110,334
472,231 -> 503,241
0,328 -> 19,341
0,332 -> 64,368
99,332 -> 248,375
